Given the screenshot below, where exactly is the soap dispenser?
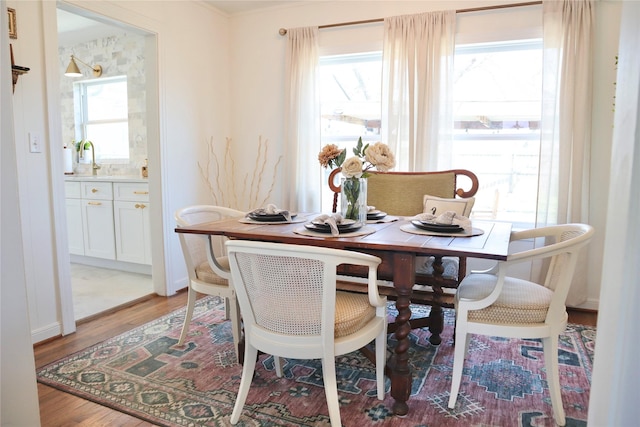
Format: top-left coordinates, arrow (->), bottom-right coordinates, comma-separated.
141,159 -> 148,178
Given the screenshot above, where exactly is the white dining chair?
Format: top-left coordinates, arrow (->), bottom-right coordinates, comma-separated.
227,240 -> 387,427
175,205 -> 245,360
448,223 -> 594,426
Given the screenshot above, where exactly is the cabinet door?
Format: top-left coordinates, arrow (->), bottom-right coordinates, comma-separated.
65,198 -> 84,255
82,199 -> 116,259
114,200 -> 151,265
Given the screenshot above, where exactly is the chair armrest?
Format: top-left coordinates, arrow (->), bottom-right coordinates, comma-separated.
344,256 -> 386,308
207,235 -> 231,279
470,263 -> 499,275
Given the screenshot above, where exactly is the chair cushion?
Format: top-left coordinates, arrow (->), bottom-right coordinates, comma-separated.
334,291 -> 376,338
195,256 -> 230,286
458,274 -> 553,324
423,194 -> 475,217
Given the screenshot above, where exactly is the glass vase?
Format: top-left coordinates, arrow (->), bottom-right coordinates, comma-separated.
340,177 -> 367,225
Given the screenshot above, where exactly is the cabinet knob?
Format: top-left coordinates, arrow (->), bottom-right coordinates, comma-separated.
91,188 -> 98,193
135,203 -> 147,209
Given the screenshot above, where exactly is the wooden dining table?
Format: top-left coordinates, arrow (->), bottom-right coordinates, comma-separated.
175,213 -> 512,416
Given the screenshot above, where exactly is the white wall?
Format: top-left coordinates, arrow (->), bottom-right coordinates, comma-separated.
1,0 -> 42,422
226,0 -> 620,309
10,0 -> 62,342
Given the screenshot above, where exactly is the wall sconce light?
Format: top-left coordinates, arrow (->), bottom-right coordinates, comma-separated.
64,55 -> 102,78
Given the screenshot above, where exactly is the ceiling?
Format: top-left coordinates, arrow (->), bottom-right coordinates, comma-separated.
57,9 -> 128,46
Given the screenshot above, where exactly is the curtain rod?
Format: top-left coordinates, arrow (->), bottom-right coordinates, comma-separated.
278,1 -> 542,35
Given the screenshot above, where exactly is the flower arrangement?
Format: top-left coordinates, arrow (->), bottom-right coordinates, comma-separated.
318,137 -> 395,221
318,137 -> 395,178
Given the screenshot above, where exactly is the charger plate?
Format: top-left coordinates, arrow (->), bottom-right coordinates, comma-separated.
240,216 -> 306,225
367,211 -> 387,220
400,223 -> 485,237
367,215 -> 399,224
293,226 -> 376,238
411,220 -> 463,233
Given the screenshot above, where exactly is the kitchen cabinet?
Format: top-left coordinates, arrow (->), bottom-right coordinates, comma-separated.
65,178 -> 151,267
81,181 -> 115,259
114,182 -> 152,264
64,182 -> 84,255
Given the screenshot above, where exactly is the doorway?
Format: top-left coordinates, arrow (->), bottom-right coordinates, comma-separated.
56,6 -> 156,321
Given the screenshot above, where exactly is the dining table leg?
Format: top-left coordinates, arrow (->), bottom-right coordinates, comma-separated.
387,252 -> 415,416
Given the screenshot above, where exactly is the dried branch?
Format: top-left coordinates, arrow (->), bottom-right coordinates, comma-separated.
260,155 -> 283,206
198,138 -> 219,205
199,136 -> 282,211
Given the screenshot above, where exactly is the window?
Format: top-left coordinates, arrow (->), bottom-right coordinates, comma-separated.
450,40 -> 542,228
319,52 -> 382,212
73,76 -> 129,161
319,40 -> 542,227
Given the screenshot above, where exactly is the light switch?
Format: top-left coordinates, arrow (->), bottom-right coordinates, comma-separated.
29,132 -> 42,153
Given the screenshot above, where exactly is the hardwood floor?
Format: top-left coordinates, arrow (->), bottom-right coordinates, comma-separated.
34,293 -> 597,426
35,292 -> 190,427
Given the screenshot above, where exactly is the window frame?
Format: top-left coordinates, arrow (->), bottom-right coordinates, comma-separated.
73,75 -> 129,162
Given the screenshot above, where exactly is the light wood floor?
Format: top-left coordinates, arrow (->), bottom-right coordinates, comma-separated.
34,293 -> 597,426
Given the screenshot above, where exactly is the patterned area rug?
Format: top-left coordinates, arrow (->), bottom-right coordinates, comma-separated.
37,297 -> 595,426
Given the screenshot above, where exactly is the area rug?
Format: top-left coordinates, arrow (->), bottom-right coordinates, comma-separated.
37,296 -> 595,426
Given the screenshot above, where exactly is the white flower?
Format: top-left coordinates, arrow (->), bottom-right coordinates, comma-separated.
365,142 -> 396,172
341,157 -> 364,178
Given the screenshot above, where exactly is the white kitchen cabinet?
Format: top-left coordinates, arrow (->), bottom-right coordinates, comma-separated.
65,178 -> 151,267
114,182 -> 152,265
81,182 -> 115,259
64,182 -> 84,255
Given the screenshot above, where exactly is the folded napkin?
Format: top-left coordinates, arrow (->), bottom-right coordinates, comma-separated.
367,206 -> 377,212
413,211 -> 472,232
313,213 -> 344,236
247,203 -> 292,221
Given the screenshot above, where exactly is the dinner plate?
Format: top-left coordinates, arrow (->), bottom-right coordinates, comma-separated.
411,220 -> 463,233
305,220 -> 363,234
248,212 -> 296,222
367,211 -> 387,220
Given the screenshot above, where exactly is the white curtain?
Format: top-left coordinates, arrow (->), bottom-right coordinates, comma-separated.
283,27 -> 321,213
539,0 -> 594,305
382,11 -> 456,171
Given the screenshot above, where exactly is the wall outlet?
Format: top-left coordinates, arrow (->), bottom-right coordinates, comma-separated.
29,132 -> 42,153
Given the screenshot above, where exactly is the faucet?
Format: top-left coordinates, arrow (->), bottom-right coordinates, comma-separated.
87,141 -> 100,175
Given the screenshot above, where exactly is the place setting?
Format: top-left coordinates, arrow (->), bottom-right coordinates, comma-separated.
400,211 -> 485,237
366,206 -> 398,223
294,213 -> 376,238
240,204 -> 306,224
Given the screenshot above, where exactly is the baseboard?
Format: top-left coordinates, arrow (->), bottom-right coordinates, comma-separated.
70,254 -> 152,275
31,322 -> 62,344
568,298 -> 599,311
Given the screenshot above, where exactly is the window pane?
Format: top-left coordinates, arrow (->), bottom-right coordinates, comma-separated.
86,80 -> 128,121
75,77 -> 130,161
86,123 -> 129,159
320,52 -> 383,212
452,41 -> 542,227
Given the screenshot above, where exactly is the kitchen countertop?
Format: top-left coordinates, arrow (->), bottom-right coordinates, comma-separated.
64,175 -> 148,183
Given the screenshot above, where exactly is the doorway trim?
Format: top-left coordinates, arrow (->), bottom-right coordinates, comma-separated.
44,1 -> 166,335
